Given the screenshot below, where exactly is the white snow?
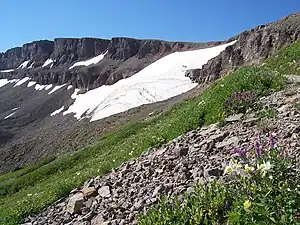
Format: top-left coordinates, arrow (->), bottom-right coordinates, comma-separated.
67,85 -> 73,90
27,81 -> 37,87
50,106 -> 65,116
35,84 -> 46,91
14,77 -> 30,87
63,41 -> 236,121
28,61 -> 35,69
48,84 -> 66,95
18,60 -> 30,69
9,79 -> 19,83
4,112 -> 15,119
42,59 -> 54,67
0,79 -> 10,87
0,69 -> 14,73
12,107 -> 20,111
69,51 -> 108,69
45,84 -> 53,90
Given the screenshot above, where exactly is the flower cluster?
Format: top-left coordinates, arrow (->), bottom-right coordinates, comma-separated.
224,133 -> 277,178
224,91 -> 257,114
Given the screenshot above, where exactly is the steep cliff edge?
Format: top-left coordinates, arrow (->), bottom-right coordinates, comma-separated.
185,13 -> 300,83
0,37 -> 220,89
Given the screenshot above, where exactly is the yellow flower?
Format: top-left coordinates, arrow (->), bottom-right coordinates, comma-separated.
245,164 -> 254,173
224,165 -> 233,175
243,200 -> 251,210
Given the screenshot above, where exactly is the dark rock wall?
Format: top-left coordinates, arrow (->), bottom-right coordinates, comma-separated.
186,13 -> 300,83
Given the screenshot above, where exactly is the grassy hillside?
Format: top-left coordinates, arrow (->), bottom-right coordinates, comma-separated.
1,40 -> 299,224
264,40 -> 300,75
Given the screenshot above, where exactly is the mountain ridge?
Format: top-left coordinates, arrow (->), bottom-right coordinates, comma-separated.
0,37 -> 221,89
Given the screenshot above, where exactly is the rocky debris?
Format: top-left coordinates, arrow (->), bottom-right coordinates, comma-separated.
24,83 -> 300,225
186,13 -> 300,84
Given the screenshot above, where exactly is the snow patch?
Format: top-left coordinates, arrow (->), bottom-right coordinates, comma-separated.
14,77 -> 30,87
69,51 -> 107,69
50,106 -> 65,116
48,84 -> 66,95
42,59 -> 54,67
12,107 -> 20,111
63,41 -> 236,121
4,112 -> 15,119
0,69 -> 14,73
67,85 -> 73,90
45,84 -> 53,90
35,84 -> 46,91
18,60 -> 30,69
0,79 -> 10,87
27,81 -> 37,87
9,79 -> 19,83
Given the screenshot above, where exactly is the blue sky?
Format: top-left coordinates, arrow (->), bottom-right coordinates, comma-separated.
0,0 -> 299,52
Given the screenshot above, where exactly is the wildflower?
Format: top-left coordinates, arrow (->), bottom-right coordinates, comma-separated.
224,164 -> 233,175
248,191 -> 253,201
257,161 -> 272,177
244,164 -> 254,173
269,132 -> 276,149
254,135 -> 263,158
243,200 -> 252,210
230,147 -> 248,158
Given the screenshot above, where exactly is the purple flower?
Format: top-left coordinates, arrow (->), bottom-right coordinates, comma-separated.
230,147 -> 248,158
248,191 -> 253,201
254,136 -> 263,158
269,133 -> 276,149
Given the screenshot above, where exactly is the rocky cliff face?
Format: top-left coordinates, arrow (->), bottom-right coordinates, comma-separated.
186,13 -> 300,83
0,37 -> 220,89
0,40 -> 54,69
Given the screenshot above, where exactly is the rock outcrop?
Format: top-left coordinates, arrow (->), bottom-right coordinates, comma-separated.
0,37 -> 220,89
186,13 -> 300,83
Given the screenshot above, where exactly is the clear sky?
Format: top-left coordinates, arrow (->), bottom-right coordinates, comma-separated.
0,0 -> 299,52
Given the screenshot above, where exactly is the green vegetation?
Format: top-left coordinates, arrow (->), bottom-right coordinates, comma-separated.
257,108 -> 276,119
265,40 -> 300,75
139,135 -> 300,225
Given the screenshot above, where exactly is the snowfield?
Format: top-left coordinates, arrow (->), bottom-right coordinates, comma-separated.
51,106 -> 65,116
18,60 -> 30,69
69,51 -> 108,69
63,41 -> 236,121
42,59 -> 54,68
0,69 -> 14,73
14,77 -> 31,87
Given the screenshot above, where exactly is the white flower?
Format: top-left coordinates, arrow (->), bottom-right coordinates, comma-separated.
257,161 -> 272,177
245,164 -> 254,173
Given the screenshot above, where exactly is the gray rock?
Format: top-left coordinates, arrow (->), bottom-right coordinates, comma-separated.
216,136 -> 239,148
225,113 -> 244,122
204,168 -> 223,178
66,193 -> 84,214
98,186 -> 111,198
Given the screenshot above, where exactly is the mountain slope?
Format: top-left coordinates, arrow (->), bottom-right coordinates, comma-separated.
0,41 -> 232,173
